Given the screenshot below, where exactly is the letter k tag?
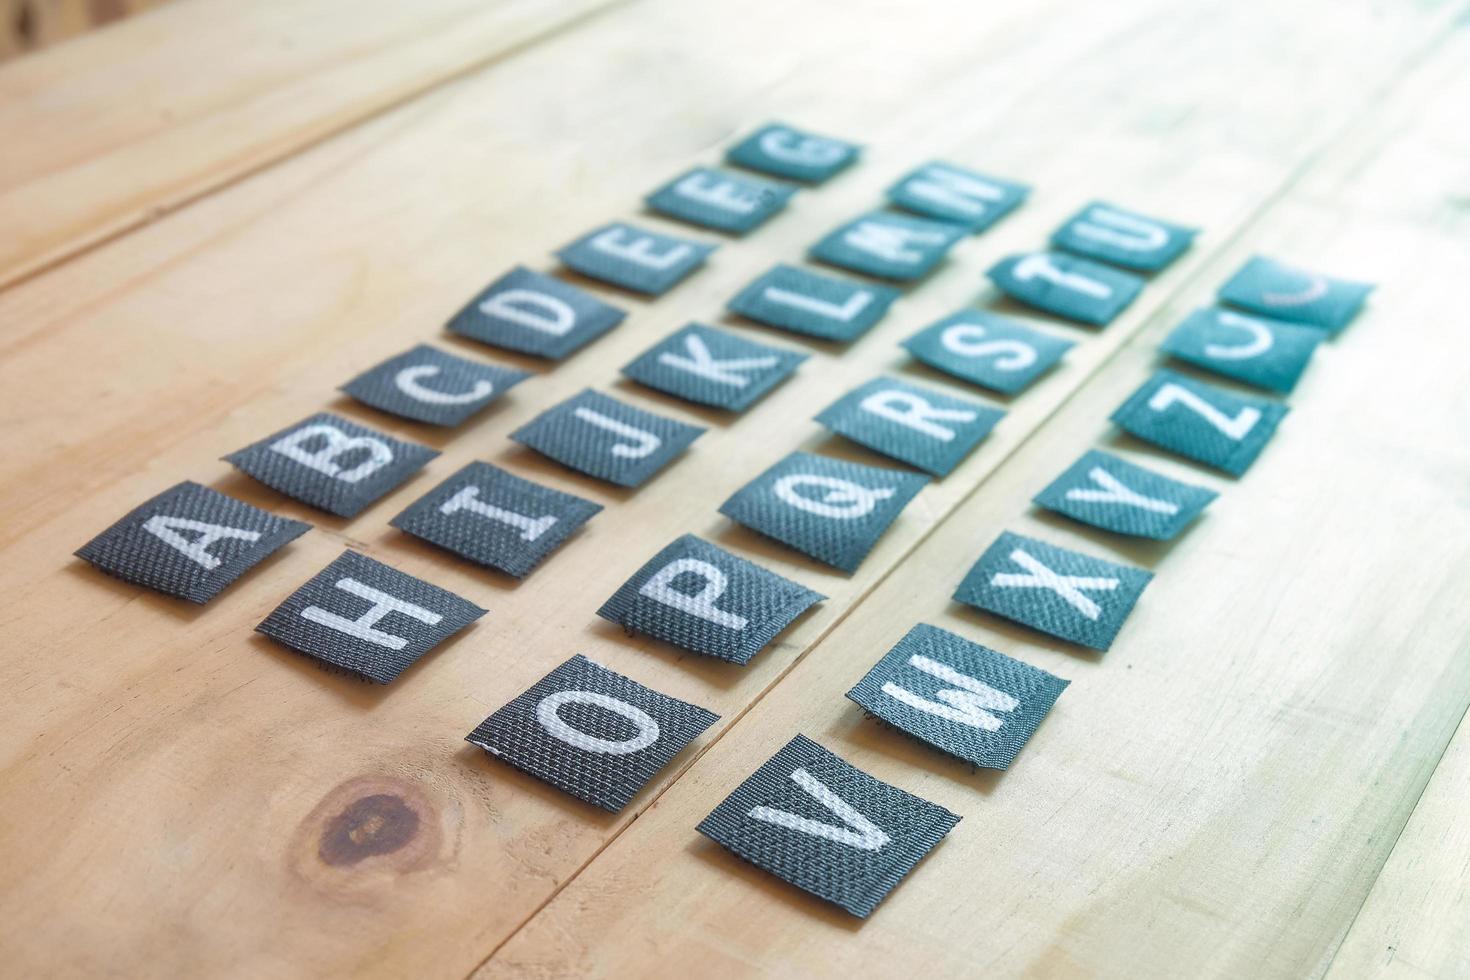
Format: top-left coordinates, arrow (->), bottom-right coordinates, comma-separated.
622,324 -> 806,413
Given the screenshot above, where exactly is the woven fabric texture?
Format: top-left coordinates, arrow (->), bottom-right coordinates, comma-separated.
340,343 -> 530,426
810,210 -> 964,282
886,160 -> 1029,232
646,166 -> 796,235
987,250 -> 1144,326
446,264 -> 626,360
902,310 -> 1074,396
556,222 -> 715,295
814,375 -> 1004,477
1110,368 -> 1289,477
1033,449 -> 1218,540
727,263 -> 899,342
725,122 -> 860,184
510,388 -> 705,488
621,323 -> 806,412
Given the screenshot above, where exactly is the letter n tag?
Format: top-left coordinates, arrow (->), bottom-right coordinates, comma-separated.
847,624 -> 1068,770
810,210 -> 965,282
886,160 -> 1029,233
340,344 -> 530,426
1160,307 -> 1322,394
256,549 -> 485,683
1049,201 -> 1197,272
1033,449 -> 1218,541
390,462 -> 602,578
466,654 -> 719,812
224,412 -> 438,518
815,376 -> 1004,477
954,531 -> 1153,651
646,166 -> 796,235
510,389 -> 705,488
447,265 -> 626,360
986,251 -> 1145,326
718,451 -> 928,573
1110,369 -> 1289,476
901,310 -> 1074,396
725,122 -> 860,184
621,323 -> 806,412
556,222 -> 716,296
75,481 -> 310,603
727,264 -> 899,343
597,534 -> 825,665
697,734 -> 960,918
1217,255 -> 1374,334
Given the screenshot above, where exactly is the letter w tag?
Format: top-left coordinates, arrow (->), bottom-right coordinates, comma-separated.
622,323 -> 806,412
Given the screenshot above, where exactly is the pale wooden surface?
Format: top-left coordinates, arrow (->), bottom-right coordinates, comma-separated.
0,0 -> 1466,977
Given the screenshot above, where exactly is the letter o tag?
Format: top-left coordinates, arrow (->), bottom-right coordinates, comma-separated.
537,690 -> 661,755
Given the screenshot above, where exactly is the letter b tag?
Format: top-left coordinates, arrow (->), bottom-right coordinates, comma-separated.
815,376 -> 1004,476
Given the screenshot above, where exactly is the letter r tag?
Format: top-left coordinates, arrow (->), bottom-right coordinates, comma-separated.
815,376 -> 1004,476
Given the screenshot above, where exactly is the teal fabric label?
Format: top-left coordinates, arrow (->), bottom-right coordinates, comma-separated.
447,265 -> 625,360
727,264 -> 900,342
901,311 -> 1074,395
1160,306 -> 1322,394
340,343 -> 529,427
814,376 -> 1004,477
621,323 -> 806,412
886,161 -> 1029,232
1110,369 -> 1289,476
557,222 -> 715,295
810,210 -> 964,281
1032,449 -> 1217,540
1049,201 -> 1196,271
510,389 -> 705,488
1217,256 -> 1373,334
725,122 -> 860,183
987,251 -> 1145,326
646,166 -> 795,235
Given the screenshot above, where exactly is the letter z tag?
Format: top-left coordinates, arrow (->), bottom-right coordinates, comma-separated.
987,251 -> 1145,326
886,160 -> 1029,232
1110,369 -> 1289,476
697,734 -> 960,918
1050,201 -> 1197,272
815,376 -> 1004,477
256,549 -> 485,683
340,343 -> 530,426
466,653 -> 719,812
727,264 -> 900,342
954,531 -> 1153,651
902,310 -> 1074,396
1160,307 -> 1323,394
811,210 -> 965,281
725,122 -> 860,184
510,389 -> 705,488
646,166 -> 796,235
1217,255 -> 1374,334
847,623 -> 1068,770
447,265 -> 626,360
557,222 -> 716,296
621,323 -> 807,412
75,481 -> 310,603
598,534 -> 825,665
1033,449 -> 1218,540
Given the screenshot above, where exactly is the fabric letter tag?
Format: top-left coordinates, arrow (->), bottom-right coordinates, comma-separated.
901,310 -> 1074,396
727,264 -> 900,342
987,251 -> 1145,326
886,161 -> 1029,232
447,265 -> 625,360
1033,449 -> 1217,540
557,222 -> 715,296
811,210 -> 964,282
75,481 -> 310,604
224,412 -> 438,518
814,376 -> 1004,477
256,549 -> 485,683
1049,201 -> 1197,272
953,531 -> 1152,651
847,623 -> 1068,770
597,534 -> 825,665
340,344 -> 530,427
646,166 -> 795,235
1217,255 -> 1373,334
510,389 -> 705,488
718,451 -> 928,573
725,122 -> 860,184
390,462 -> 602,578
1110,369 -> 1289,476
466,653 -> 719,812
622,323 -> 806,412
697,734 -> 960,918
1160,307 -> 1322,394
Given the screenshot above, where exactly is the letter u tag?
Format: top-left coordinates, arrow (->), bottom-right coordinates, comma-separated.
510,389 -> 706,488
1049,201 -> 1197,271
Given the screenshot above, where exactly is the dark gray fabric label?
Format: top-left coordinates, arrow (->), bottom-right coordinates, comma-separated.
646,166 -> 796,235
621,323 -> 806,412
1217,255 -> 1373,334
1049,201 -> 1196,272
886,161 -> 1029,232
847,623 -> 1068,770
75,481 -> 310,604
814,376 -> 1004,477
256,549 -> 485,683
810,210 -> 964,281
1110,369 -> 1289,477
727,264 -> 900,342
953,531 -> 1153,651
1033,449 -> 1218,540
556,222 -> 715,296
901,310 -> 1074,396
725,122 -> 860,184
466,653 -> 719,812
389,461 -> 602,578
986,251 -> 1145,326
224,412 -> 438,518
340,344 -> 530,427
696,734 -> 960,918
510,389 -> 705,488
1160,306 -> 1322,394
597,534 -> 825,665
718,451 -> 928,573
446,265 -> 626,360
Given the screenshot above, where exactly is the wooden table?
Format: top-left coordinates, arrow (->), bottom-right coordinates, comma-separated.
2,1 -> 1468,976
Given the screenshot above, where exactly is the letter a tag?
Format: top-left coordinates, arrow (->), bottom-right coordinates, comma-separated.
341,343 -> 530,426
815,376 -> 1004,476
510,389 -> 706,488
622,323 -> 806,412
1049,200 -> 1197,271
447,265 -> 626,360
1033,449 -> 1218,540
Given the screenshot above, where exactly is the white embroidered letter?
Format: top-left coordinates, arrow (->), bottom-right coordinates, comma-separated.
990,548 -> 1118,621
1147,383 -> 1260,440
1203,312 -> 1274,360
537,691 -> 660,755
1012,253 -> 1111,299
269,424 -> 393,483
480,289 -> 576,337
859,389 -> 977,442
300,578 -> 442,651
639,558 -> 749,631
141,516 -> 261,571
439,485 -> 557,542
573,408 -> 662,459
1064,466 -> 1179,515
940,324 -> 1037,370
590,227 -> 692,271
773,474 -> 895,520
657,335 -> 778,388
748,768 -> 890,851
394,365 -> 494,405
881,654 -> 1019,731
1071,207 -> 1168,252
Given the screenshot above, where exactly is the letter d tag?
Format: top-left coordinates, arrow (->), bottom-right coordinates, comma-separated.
815,376 -> 1004,477
448,265 -> 626,360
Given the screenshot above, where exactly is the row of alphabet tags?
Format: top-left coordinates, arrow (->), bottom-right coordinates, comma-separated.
73,121 -> 1374,919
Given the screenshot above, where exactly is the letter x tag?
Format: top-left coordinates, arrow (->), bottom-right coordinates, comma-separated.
814,376 -> 1004,477
621,323 -> 807,412
597,534 -> 825,665
954,531 -> 1153,651
1110,369 -> 1289,477
727,264 -> 900,343
75,481 -> 310,603
557,222 -> 716,296
256,549 -> 486,683
1160,307 -> 1323,394
901,310 -> 1074,396
510,389 -> 705,488
646,166 -> 796,235
447,265 -> 626,360
466,654 -> 719,812
1217,255 -> 1374,334
1049,201 -> 1197,272
847,624 -> 1068,770
340,344 -> 530,427
697,734 -> 960,918
390,462 -> 602,578
224,412 -> 438,518
886,160 -> 1030,233
810,210 -> 965,282
725,122 -> 860,184
986,251 -> 1145,326
719,451 -> 928,573
1034,449 -> 1218,540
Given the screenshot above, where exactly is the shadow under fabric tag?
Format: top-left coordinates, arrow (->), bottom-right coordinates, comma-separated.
1160,306 -> 1323,394
1217,255 -> 1374,334
810,210 -> 964,282
75,481 -> 310,603
1033,449 -> 1218,540
986,250 -> 1145,326
902,310 -> 1074,396
597,534 -> 825,665
727,263 -> 900,342
510,389 -> 705,488
1049,200 -> 1197,272
847,623 -> 1068,770
1110,368 -> 1289,477
446,265 -> 626,360
696,734 -> 960,918
814,375 -> 1005,477
621,323 -> 807,413
646,166 -> 796,235
340,343 -> 531,426
557,222 -> 716,296
886,160 -> 1029,232
724,122 -> 860,184
466,654 -> 719,813
256,549 -> 485,684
